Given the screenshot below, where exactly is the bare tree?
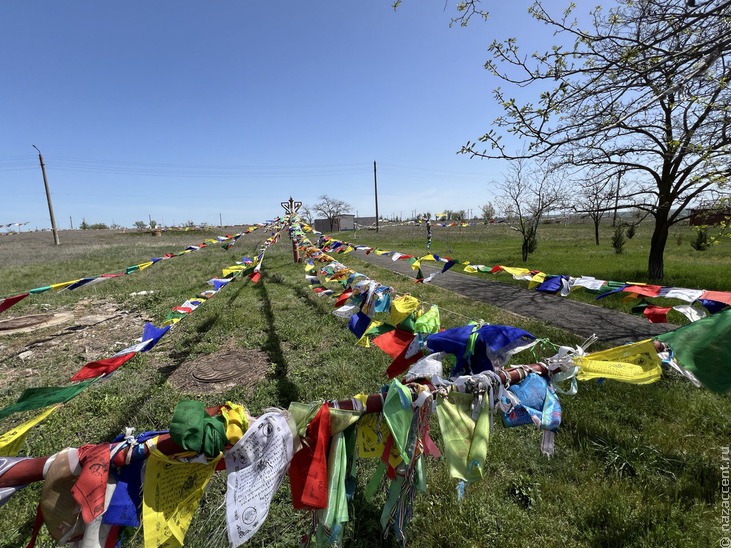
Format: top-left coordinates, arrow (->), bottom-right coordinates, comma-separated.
479,202 -> 495,223
461,0 -> 731,279
574,171 -> 617,245
313,195 -> 352,231
299,205 -> 314,225
498,160 -> 564,262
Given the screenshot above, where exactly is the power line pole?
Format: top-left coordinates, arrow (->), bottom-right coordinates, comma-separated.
219,213 -> 223,228
69,216 -> 73,230
374,161 -> 379,233
32,145 -> 60,245
613,169 -> 623,227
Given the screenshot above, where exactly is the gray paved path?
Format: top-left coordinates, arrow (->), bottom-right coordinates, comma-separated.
351,251 -> 676,346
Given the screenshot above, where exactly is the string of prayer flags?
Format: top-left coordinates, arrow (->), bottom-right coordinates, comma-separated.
0,380 -> 96,420
656,309 -> 731,392
0,406 -> 58,456
225,412 -> 294,547
574,339 -> 662,384
142,444 -> 221,548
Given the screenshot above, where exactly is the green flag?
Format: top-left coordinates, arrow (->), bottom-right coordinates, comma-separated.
657,309 -> 731,392
0,380 -> 96,420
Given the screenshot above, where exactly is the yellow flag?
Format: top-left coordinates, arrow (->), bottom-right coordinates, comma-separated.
142,446 -> 222,548
221,402 -> 249,445
355,414 -> 402,468
574,339 -> 662,384
464,265 -> 478,274
222,265 -> 245,277
528,272 -> 546,289
0,406 -> 58,456
374,249 -> 390,256
137,261 -> 154,271
501,266 -> 532,280
51,279 -> 80,291
389,295 -> 420,327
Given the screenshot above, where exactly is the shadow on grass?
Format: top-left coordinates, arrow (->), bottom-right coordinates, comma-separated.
255,281 -> 299,407
158,313 -> 220,377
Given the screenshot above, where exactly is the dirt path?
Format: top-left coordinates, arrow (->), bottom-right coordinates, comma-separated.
353,251 -> 676,346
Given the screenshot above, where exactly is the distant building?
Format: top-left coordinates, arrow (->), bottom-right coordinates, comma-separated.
354,216 -> 377,228
314,214 -> 355,232
689,207 -> 731,226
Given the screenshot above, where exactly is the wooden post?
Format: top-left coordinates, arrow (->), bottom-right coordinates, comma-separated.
281,196 -> 302,263
33,145 -> 60,245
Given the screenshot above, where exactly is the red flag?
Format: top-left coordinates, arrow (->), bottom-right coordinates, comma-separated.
249,271 -> 261,283
0,293 -> 29,314
622,285 -> 663,297
70,352 -> 136,381
700,290 -> 731,306
334,289 -> 353,308
72,443 -> 111,524
385,341 -> 422,379
289,404 -> 330,509
643,305 -> 671,323
372,329 -> 414,359
490,265 -> 504,274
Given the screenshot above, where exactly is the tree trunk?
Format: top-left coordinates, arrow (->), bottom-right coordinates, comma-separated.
648,214 -> 670,280
594,219 -> 600,245
521,239 -> 529,262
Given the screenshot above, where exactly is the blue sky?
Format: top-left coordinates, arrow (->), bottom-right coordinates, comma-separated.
0,1 -> 554,229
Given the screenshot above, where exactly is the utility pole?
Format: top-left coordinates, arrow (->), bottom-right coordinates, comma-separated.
219,213 -> 223,228
374,161 -> 379,233
612,169 -> 623,227
69,216 -> 73,230
32,145 -> 60,245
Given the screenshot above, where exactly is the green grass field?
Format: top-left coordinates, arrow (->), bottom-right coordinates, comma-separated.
0,225 -> 729,547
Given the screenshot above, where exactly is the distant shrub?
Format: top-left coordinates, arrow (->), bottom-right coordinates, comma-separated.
676,232 -> 683,246
626,223 -> 636,239
89,223 -> 109,230
611,226 -> 626,254
691,229 -> 710,251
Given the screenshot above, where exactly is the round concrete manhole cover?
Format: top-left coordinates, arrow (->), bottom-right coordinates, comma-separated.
192,356 -> 248,382
0,312 -> 74,335
168,347 -> 271,393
